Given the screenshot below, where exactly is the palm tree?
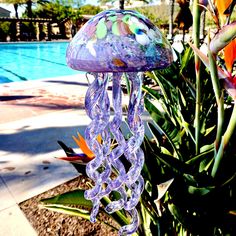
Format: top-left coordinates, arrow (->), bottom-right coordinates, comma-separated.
13,2 -> 19,18
25,0 -> 47,18
26,0 -> 33,18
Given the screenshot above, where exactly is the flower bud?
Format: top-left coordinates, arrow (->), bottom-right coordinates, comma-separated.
210,21 -> 236,54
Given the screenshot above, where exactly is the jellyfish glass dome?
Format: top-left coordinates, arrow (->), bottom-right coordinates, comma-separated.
66,9 -> 173,235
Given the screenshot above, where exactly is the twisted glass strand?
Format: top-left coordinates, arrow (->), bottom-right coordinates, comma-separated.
118,209 -> 139,236
119,72 -> 145,235
84,73 -> 111,222
92,73 -> 128,208
104,73 -> 128,212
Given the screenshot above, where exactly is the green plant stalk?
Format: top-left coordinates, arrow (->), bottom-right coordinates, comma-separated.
207,42 -> 224,151
151,71 -> 177,126
192,0 -> 201,155
140,197 -> 157,222
211,103 -> 236,177
100,196 -> 130,227
216,96 -> 224,148
140,203 -> 152,236
124,72 -> 131,96
151,71 -> 170,106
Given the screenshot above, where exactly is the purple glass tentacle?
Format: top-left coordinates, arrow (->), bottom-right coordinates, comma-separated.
118,209 -> 139,236
105,186 -> 127,214
84,73 -> 112,222
96,73 -> 128,210
90,198 -> 100,223
120,72 -> 145,234
102,73 -> 129,212
124,72 -> 145,185
125,176 -> 144,210
108,73 -> 127,187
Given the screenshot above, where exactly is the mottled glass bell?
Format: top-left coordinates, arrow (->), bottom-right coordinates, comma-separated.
67,9 -> 173,72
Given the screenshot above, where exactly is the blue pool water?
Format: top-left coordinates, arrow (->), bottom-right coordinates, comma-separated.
0,42 -> 82,83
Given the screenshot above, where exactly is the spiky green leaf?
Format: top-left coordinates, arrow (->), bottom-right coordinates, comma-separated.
40,189 -> 93,207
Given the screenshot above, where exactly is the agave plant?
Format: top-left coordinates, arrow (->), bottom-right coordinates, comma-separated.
40,1 -> 236,235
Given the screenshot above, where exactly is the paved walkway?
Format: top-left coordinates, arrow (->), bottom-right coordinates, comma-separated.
0,74 -> 91,235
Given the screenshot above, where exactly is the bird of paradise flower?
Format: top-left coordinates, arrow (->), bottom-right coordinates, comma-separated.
57,132 -> 101,165
190,21 -> 236,99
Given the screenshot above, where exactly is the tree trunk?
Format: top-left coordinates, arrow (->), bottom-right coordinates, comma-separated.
169,0 -> 175,40
26,0 -> 34,40
13,3 -> 19,18
26,0 -> 33,18
119,0 -> 125,9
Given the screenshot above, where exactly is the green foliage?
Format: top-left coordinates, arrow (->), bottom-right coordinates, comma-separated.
142,46 -> 236,235
0,22 -> 11,41
78,4 -> 102,15
132,4 -> 179,27
40,189 -> 93,206
40,189 -> 133,232
0,21 -> 11,34
49,0 -> 83,7
32,1 -> 80,22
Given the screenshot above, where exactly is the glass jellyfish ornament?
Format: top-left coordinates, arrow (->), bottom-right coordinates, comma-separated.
66,9 -> 173,235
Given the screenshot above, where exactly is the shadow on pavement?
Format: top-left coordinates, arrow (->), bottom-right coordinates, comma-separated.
0,95 -> 39,102
13,102 -> 84,110
45,80 -> 89,87
0,125 -> 87,155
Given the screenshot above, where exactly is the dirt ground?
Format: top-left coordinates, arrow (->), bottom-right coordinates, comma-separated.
19,175 -> 119,236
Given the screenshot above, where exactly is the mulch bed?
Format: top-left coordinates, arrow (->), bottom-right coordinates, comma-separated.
19,175 -> 118,236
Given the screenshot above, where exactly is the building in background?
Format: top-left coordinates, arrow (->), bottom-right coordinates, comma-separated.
0,6 -> 11,17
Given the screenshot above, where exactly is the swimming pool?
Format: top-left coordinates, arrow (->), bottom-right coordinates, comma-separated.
0,42 -> 83,83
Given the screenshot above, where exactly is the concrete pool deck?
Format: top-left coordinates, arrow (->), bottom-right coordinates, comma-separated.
0,74 -> 92,235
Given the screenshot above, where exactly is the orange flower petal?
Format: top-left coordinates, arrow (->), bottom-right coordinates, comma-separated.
214,0 -> 232,23
72,132 -> 94,158
224,39 -> 236,73
214,0 -> 232,15
97,134 -> 102,144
